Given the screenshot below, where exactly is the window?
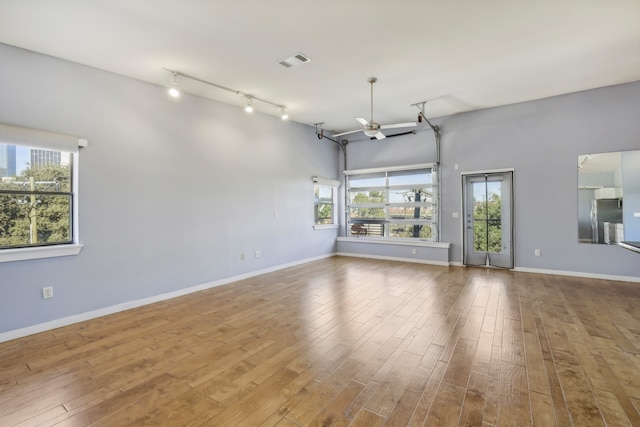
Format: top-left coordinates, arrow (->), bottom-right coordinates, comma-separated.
345,164 -> 436,240
0,123 -> 84,262
313,177 -> 339,229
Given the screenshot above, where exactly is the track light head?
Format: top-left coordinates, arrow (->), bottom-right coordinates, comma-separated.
280,107 -> 289,120
245,97 -> 254,113
168,72 -> 180,98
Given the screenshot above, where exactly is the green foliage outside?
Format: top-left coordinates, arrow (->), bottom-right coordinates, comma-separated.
0,164 -> 72,248
350,188 -> 433,239
474,193 -> 502,253
315,204 -> 333,224
351,190 -> 385,218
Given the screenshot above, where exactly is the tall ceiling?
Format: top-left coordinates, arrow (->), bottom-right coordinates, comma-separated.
1,0 -> 639,136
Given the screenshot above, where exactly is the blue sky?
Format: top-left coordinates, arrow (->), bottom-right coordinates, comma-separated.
16,146 -> 29,174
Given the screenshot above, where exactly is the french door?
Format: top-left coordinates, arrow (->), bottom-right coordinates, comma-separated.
463,171 -> 513,269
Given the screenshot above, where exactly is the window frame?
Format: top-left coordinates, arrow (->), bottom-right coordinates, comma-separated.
0,124 -> 85,263
313,177 -> 340,230
344,163 -> 437,241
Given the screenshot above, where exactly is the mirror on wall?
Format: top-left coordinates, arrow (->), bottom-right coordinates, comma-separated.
578,149 -> 640,244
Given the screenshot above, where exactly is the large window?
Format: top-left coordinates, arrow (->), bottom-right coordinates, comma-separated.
345,164 -> 436,240
0,123 -> 84,261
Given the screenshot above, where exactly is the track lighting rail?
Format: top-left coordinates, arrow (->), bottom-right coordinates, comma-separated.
162,67 -> 288,118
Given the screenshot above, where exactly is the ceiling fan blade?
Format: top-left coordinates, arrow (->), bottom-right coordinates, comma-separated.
375,132 -> 386,140
380,122 -> 417,130
332,129 -> 362,137
355,117 -> 370,126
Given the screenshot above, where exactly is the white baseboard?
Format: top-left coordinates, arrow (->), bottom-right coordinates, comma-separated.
512,266 -> 640,283
5,254 -> 636,343
0,253 -> 335,344
336,252 -> 450,267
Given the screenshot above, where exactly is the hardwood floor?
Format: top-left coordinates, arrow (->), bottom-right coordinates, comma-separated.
2,257 -> 640,426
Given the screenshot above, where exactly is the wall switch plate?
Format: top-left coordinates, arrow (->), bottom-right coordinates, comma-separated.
452,212 -> 459,218
534,249 -> 541,257
255,250 -> 262,258
42,286 -> 54,299
412,248 -> 417,255
635,212 -> 640,217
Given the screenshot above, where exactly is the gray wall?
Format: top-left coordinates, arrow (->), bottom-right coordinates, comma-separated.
0,44 -> 339,334
343,81 -> 640,278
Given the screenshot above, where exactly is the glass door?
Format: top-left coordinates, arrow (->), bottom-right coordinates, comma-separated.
463,171 -> 513,269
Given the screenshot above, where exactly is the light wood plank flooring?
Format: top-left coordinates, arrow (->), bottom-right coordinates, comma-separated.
2,257 -> 640,426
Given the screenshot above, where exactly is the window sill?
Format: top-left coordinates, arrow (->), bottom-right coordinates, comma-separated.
0,244 -> 83,263
336,237 -> 450,249
313,224 -> 339,230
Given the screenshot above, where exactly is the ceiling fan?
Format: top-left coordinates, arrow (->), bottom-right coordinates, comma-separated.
332,77 -> 416,140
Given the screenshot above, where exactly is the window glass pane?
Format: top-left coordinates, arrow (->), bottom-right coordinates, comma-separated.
315,203 -> 333,224
472,181 -> 502,253
349,207 -> 385,219
316,185 -> 333,203
349,190 -> 385,204
349,173 -> 385,188
389,188 -> 433,204
350,222 -> 385,237
389,223 -> 432,239
388,206 -> 433,219
0,193 -> 72,248
388,169 -> 431,186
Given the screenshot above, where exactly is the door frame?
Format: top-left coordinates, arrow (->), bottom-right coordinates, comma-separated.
460,168 -> 515,269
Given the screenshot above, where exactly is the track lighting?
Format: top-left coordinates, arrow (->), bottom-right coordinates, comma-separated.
163,68 -> 289,120
168,73 -> 180,98
245,97 -> 254,113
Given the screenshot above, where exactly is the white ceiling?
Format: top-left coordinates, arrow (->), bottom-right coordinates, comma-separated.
1,0 -> 639,136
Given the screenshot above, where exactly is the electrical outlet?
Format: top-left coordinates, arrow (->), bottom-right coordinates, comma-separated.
411,248 -> 417,255
42,286 -> 54,299
534,249 -> 541,257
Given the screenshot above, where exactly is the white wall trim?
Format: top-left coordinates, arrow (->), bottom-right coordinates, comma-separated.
343,162 -> 435,176
337,236 -> 450,249
336,252 -> 450,267
513,266 -> 640,283
0,253 -> 335,343
0,244 -> 83,263
313,224 -> 339,230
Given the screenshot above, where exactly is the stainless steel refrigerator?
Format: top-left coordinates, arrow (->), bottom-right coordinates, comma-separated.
590,199 -> 623,243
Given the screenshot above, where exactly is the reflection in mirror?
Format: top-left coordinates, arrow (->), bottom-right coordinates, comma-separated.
578,150 -> 640,245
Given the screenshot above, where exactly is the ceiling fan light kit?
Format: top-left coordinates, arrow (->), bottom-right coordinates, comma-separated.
332,77 -> 416,141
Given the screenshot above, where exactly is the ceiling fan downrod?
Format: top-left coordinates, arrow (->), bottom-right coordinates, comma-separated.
368,77 -> 377,123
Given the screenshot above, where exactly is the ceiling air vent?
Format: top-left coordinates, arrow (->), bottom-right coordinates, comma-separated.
278,53 -> 311,68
